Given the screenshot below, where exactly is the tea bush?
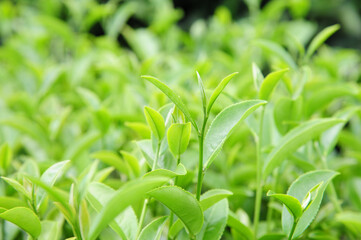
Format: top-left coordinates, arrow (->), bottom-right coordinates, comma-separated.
0,0 -> 360,239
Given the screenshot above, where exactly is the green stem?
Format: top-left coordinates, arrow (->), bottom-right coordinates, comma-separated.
136,141 -> 162,239
266,168 -> 280,231
169,155 -> 181,238
196,117 -> 208,201
253,106 -> 265,237
288,220 -> 297,240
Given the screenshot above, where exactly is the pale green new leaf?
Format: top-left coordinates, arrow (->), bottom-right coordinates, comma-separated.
92,150 -> 132,177
204,100 -> 267,169
252,63 -> 264,91
167,122 -> 192,157
255,39 -> 297,69
263,118 -> 344,178
88,176 -> 169,240
282,170 -> 339,238
37,160 -> 70,208
259,68 -> 289,100
144,106 -> 166,140
196,71 -> 207,114
206,72 -> 238,114
143,163 -> 187,179
0,207 -> 41,239
0,143 -> 12,170
306,24 -> 340,59
267,191 -> 303,220
137,216 -> 168,240
63,131 -> 101,160
148,186 -> 204,235
1,177 -> 31,200
39,220 -> 61,240
0,197 -> 27,209
142,75 -> 198,131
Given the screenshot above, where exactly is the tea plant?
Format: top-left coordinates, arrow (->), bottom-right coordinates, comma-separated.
0,0 -> 360,239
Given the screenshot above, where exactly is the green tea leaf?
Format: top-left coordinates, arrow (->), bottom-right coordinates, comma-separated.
259,68 -> 289,100
335,211 -> 361,236
306,24 -> 340,59
142,75 -> 198,132
120,151 -> 141,177
88,176 -> 169,240
137,216 -> 168,240
258,233 -> 287,240
207,72 -> 238,114
125,122 -> 151,139
0,207 -> 41,238
255,39 -> 297,69
63,131 -> 101,161
204,100 -> 267,169
92,150 -> 132,177
1,177 -> 31,200
39,220 -> 61,240
200,189 -> 233,210
167,122 -> 192,157
282,170 -> 339,237
0,143 -> 12,170
148,186 -> 204,235
252,63 -> 264,91
144,106 -> 166,140
0,197 -> 27,209
37,160 -> 70,208
263,118 -> 344,177
267,191 -> 303,220
196,71 -> 207,114
196,199 -> 228,240
227,211 -> 254,240
143,163 -> 187,179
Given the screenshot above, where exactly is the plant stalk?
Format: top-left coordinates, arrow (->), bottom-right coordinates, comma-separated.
136,141 -> 161,239
253,106 -> 265,237
288,220 -> 297,240
196,116 -> 208,201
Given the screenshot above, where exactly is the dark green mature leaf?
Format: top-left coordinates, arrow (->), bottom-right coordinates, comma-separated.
306,24 -> 340,59
142,75 -> 198,132
255,39 -> 297,69
267,191 -> 303,220
196,199 -> 228,240
203,100 -> 266,169
207,72 -> 238,114
196,71 -> 207,114
137,216 -> 168,240
0,207 -> 41,238
282,170 -> 339,237
148,186 -> 204,235
167,122 -> 191,157
227,211 -> 254,240
259,68 -> 289,100
88,176 -> 169,240
144,106 -> 166,140
263,118 -> 344,177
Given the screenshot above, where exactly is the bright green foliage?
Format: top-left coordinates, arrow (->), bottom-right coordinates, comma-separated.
267,191 -> 303,220
144,106 -> 166,140
137,216 -> 168,240
263,118 -> 344,177
203,100 -> 266,169
207,72 -> 238,114
259,69 -> 289,100
167,122 -> 192,157
148,186 -> 204,235
306,24 -> 340,59
0,207 -> 41,239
